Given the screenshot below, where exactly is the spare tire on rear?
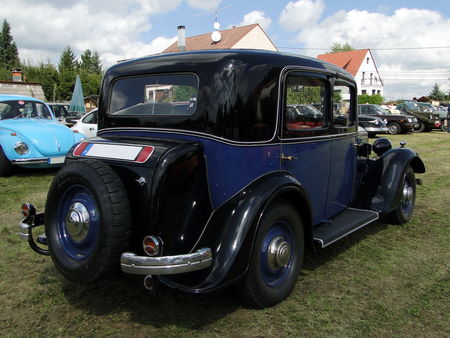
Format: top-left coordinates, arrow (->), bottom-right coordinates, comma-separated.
45,159 -> 132,284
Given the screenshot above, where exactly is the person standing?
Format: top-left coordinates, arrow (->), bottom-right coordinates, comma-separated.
447,105 -> 450,132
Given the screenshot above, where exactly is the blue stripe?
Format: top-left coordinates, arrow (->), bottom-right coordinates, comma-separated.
81,143 -> 93,156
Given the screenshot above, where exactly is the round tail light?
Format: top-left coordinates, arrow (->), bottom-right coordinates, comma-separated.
143,236 -> 161,256
21,203 -> 36,217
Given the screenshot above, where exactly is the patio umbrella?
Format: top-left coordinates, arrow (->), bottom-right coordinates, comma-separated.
69,75 -> 86,113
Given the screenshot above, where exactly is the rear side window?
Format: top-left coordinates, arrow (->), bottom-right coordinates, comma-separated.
283,73 -> 329,138
109,73 -> 198,116
333,81 -> 356,132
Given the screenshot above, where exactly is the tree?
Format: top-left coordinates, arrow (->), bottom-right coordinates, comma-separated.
358,94 -> 384,105
58,46 -> 77,72
286,87 -> 322,105
57,46 -> 78,100
329,42 -> 355,53
428,83 -> 445,101
80,49 -> 102,75
0,19 -> 20,71
22,61 -> 59,101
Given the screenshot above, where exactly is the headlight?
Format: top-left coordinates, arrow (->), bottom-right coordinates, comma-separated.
14,141 -> 29,155
429,114 -> 433,119
382,119 -> 388,124
413,118 -> 418,122
369,119 -> 377,124
407,118 -> 412,122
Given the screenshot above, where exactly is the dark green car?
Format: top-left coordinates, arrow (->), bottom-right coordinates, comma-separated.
396,101 -> 441,132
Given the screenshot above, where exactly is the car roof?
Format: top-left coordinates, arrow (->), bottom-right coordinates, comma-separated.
0,94 -> 45,103
107,49 -> 354,81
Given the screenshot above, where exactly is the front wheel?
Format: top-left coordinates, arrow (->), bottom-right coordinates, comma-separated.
412,121 -> 425,133
389,166 -> 416,224
240,200 -> 304,308
387,122 -> 401,135
45,159 -> 132,284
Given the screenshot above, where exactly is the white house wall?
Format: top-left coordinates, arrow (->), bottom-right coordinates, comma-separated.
232,26 -> 277,51
354,51 -> 383,97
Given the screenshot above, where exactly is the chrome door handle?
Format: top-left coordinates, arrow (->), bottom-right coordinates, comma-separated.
281,153 -> 297,161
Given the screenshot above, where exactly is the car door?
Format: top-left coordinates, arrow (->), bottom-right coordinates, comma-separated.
325,79 -> 358,219
82,110 -> 98,138
280,70 -> 332,225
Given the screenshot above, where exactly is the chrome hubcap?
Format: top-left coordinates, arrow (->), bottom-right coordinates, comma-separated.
66,202 -> 90,241
267,236 -> 291,270
402,185 -> 413,207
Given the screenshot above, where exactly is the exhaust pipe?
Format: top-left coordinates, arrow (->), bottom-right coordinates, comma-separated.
143,275 -> 159,295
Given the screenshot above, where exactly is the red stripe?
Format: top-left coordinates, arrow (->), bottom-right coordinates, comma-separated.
135,146 -> 154,163
73,142 -> 89,156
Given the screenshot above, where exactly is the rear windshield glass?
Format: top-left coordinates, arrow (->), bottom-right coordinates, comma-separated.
109,73 -> 198,116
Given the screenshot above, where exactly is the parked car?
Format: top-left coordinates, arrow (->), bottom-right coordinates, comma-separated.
47,102 -> 85,127
395,101 -> 441,132
416,102 -> 447,131
19,50 -> 425,308
357,114 -> 388,137
0,95 -> 85,176
358,104 -> 418,134
71,109 -> 98,138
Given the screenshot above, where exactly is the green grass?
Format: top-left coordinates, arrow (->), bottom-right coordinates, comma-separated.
1,132 -> 449,337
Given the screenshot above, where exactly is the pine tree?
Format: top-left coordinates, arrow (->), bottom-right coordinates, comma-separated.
80,49 -> 102,75
58,46 -> 77,72
58,46 -> 77,100
0,19 -> 20,71
428,83 -> 445,101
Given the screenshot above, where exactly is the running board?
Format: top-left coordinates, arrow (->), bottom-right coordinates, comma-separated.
313,208 -> 379,248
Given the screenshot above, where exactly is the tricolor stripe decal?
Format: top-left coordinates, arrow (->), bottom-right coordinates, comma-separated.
73,142 -> 154,163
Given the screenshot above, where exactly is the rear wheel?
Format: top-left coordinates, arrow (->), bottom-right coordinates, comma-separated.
0,147 -> 12,177
240,200 -> 304,308
389,166 -> 416,224
45,159 -> 132,284
387,122 -> 401,135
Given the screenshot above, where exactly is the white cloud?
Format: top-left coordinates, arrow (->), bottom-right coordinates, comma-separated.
280,5 -> 450,99
239,10 -> 272,31
0,0 -> 181,68
186,0 -> 222,11
279,0 -> 324,31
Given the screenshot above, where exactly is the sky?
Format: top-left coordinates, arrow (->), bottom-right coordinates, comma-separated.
1,0 -> 450,100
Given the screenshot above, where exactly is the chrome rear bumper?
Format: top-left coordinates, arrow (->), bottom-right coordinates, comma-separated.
120,248 -> 212,275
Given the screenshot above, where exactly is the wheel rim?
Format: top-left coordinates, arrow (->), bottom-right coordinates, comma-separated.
400,176 -> 414,217
57,185 -> 100,260
260,221 -> 295,287
388,124 -> 399,134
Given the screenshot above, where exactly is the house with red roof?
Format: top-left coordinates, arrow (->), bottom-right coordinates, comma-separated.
162,24 -> 277,53
317,49 -> 383,97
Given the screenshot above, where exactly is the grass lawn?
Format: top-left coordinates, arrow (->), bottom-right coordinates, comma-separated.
0,132 -> 449,337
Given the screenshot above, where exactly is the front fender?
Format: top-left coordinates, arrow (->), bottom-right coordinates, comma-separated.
369,147 -> 425,214
161,171 -> 312,293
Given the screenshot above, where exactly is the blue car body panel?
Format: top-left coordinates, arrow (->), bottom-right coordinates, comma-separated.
0,94 -> 84,168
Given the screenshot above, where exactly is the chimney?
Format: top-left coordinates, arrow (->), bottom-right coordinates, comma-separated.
177,25 -> 186,51
12,68 -> 23,82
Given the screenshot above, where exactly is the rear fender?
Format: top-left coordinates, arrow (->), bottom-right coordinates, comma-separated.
161,171 -> 312,293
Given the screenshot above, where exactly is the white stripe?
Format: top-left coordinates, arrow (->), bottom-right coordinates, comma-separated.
85,144 -> 142,160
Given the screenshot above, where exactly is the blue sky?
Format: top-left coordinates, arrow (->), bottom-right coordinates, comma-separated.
1,0 -> 449,99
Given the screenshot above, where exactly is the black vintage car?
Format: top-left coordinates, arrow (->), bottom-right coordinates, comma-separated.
357,104 -> 418,134
357,114 -> 388,137
19,50 -> 425,308
395,101 -> 441,132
